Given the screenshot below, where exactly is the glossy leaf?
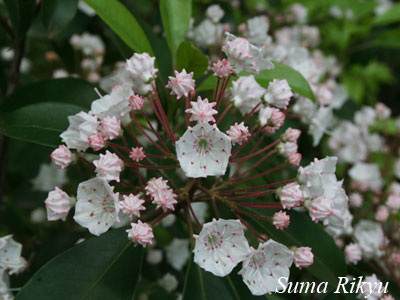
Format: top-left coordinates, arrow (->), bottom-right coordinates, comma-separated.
176,42 -> 208,79
160,0 -> 192,57
16,228 -> 143,300
40,0 -> 79,38
83,0 -> 153,54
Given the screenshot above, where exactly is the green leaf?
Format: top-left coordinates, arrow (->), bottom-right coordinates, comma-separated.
0,78 -> 98,113
176,42 -> 209,79
160,0 -> 192,57
83,0 -> 153,54
16,228 -> 144,300
247,211 -> 347,288
0,102 -> 84,147
4,0 -> 36,39
40,0 -> 78,38
253,62 -> 315,101
373,3 -> 400,25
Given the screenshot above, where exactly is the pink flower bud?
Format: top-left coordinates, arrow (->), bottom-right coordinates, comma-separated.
88,133 -> 105,151
308,196 -> 333,222
282,128 -> 301,142
100,116 -> 121,140
226,122 -> 250,145
119,194 -> 146,219
129,94 -> 144,110
288,152 -> 302,166
349,192 -> 363,208
126,220 -> 154,247
294,247 -> 314,269
264,79 -> 293,109
270,110 -> 285,128
278,141 -> 298,158
129,147 -> 146,162
344,243 -> 362,264
44,187 -> 75,221
375,205 -> 389,222
386,194 -> 400,211
211,59 -> 232,78
273,210 -> 290,230
165,69 -> 195,100
277,183 -> 303,209
51,145 -> 72,169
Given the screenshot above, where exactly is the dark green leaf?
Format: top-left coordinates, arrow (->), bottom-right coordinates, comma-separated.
160,0 -> 192,57
40,0 -> 78,38
0,102 -> 84,147
176,42 -> 208,79
373,3 -> 400,25
16,228 -> 144,300
83,0 -> 153,54
254,62 -> 315,101
4,0 -> 36,39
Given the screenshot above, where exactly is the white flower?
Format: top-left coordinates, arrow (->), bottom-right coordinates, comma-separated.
0,235 -> 26,275
45,187 -> 75,221
307,195 -> 333,222
292,97 -> 317,123
246,16 -> 271,46
185,97 -> 217,123
206,4 -> 224,23
166,69 -> 195,100
60,111 -> 98,151
166,238 -> 190,271
293,247 -> 313,269
354,106 -> 376,129
277,183 -> 303,209
51,145 -> 73,169
357,274 -> 383,300
231,75 -> 265,115
159,273 -> 179,293
32,163 -> 67,192
74,177 -> 120,236
93,150 -> 123,182
264,79 -> 293,109
349,192 -> 363,208
193,219 -> 250,277
226,122 -> 250,145
119,194 -> 146,219
239,240 -> 293,295
145,177 -> 177,212
375,206 -> 389,222
375,102 -> 391,119
146,249 -> 163,265
323,189 -> 352,237
193,20 -> 224,48
353,220 -> 385,259
278,142 -> 298,158
126,221 -> 154,247
258,106 -> 277,126
308,106 -> 333,146
125,53 -> 158,95
349,163 -> 382,191
69,32 -> 105,56
222,33 -> 274,74
289,3 -> 307,24
386,194 -> 400,211
344,243 -> 362,265
175,123 -> 232,178
100,116 -> 121,140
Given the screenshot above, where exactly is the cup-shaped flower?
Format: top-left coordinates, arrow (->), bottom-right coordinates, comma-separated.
193,219 -> 250,277
239,239 -> 294,295
73,177 -> 120,236
176,123 -> 232,178
0,235 -> 26,275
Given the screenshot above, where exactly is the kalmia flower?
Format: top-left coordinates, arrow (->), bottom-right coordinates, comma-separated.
386,194 -> 400,211
51,145 -> 73,169
125,53 -> 158,95
288,152 -> 302,166
206,4 -> 224,23
264,79 -> 293,109
166,69 -> 195,100
239,240 -> 294,295
175,123 -> 232,178
44,187 -> 75,221
0,235 -> 26,275
88,133 -> 105,151
349,192 -> 363,208
375,205 -> 389,222
273,211 -> 290,230
93,150 -> 123,182
119,194 -> 146,219
126,220 -> 154,247
226,122 -> 250,145
344,243 -> 362,265
193,219 -> 250,277
73,177 -> 120,236
100,116 -> 121,140
278,141 -> 298,158
185,97 -> 217,123
282,128 -> 301,142
293,247 -> 314,269
277,183 -> 303,209
307,195 -> 333,222
145,177 -> 177,212
231,75 -> 265,115
129,93 -> 144,110
353,220 -> 385,259
129,147 -> 146,162
211,59 -> 232,78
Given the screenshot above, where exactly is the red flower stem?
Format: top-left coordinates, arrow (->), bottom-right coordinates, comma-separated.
186,196 -> 202,228
230,138 -> 263,179
125,162 -> 179,169
151,211 -> 171,226
121,135 -> 130,149
230,125 -> 267,160
234,202 -> 283,209
213,78 -> 221,102
109,144 -> 129,163
233,149 -> 276,181
140,110 -> 172,154
233,162 -> 286,185
148,96 -> 164,128
108,142 -> 129,152
130,112 -> 170,155
216,104 -> 232,125
197,184 -> 221,218
77,156 -> 94,167
231,139 -> 280,162
220,178 -> 296,194
127,124 -> 141,145
226,189 -> 276,200
234,212 -> 266,241
243,102 -> 262,123
216,75 -> 231,110
151,82 -> 176,142
234,209 -> 272,220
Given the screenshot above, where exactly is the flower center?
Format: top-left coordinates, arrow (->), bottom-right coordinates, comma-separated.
198,138 -> 209,149
248,252 -> 266,269
203,231 -> 223,251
